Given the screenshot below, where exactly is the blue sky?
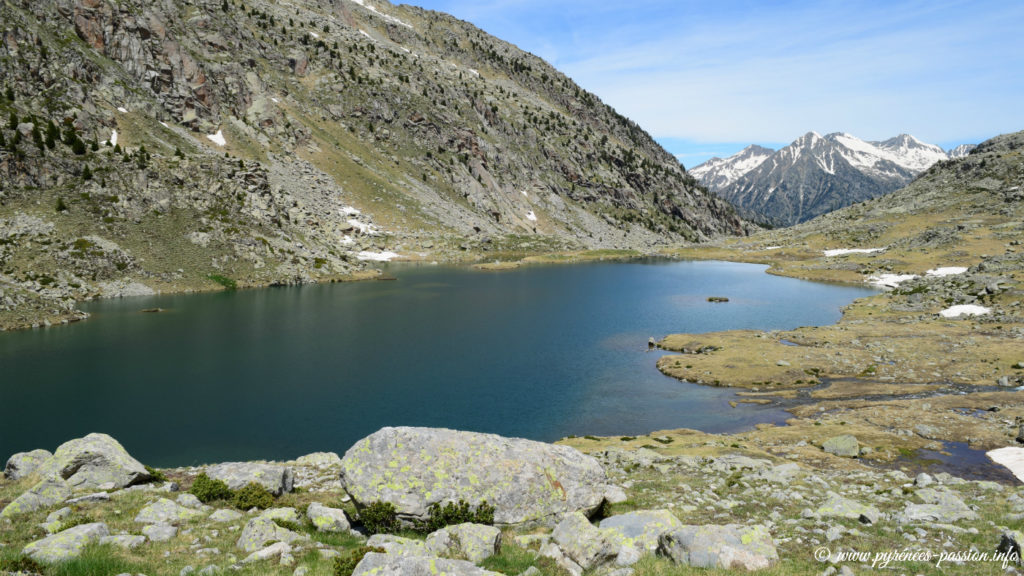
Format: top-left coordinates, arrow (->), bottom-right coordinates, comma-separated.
405,0 -> 1024,168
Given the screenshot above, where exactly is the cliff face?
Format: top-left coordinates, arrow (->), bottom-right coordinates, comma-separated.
0,0 -> 746,329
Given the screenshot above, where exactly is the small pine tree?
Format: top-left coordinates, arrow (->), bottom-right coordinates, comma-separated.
8,111 -> 17,129
90,139 -> 98,152
113,143 -> 121,154
31,125 -> 44,151
82,165 -> 93,180
174,146 -> 184,158
4,86 -> 13,102
71,138 -> 86,155
0,129 -> 5,147
55,197 -> 68,212
45,122 -> 57,149
222,0 -> 229,12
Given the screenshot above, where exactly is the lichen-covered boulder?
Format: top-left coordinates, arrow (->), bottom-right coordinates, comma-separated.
600,509 -> 684,552
896,487 -> 978,524
4,449 -> 53,480
33,433 -> 151,490
814,491 -> 882,525
1,478 -> 72,517
426,523 -> 502,563
209,509 -> 244,523
259,507 -> 300,524
307,502 -> 351,533
135,498 -> 206,525
100,534 -> 146,550
142,523 -> 178,542
551,512 -> 620,570
822,435 -> 860,458
658,524 -> 778,571
22,522 -> 110,563
366,534 -> 430,556
340,427 -> 618,526
205,462 -> 294,496
352,552 -> 503,576
236,516 -> 306,552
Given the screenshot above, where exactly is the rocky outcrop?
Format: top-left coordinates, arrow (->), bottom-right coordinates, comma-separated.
1,478 -> 72,517
22,522 -> 110,563
33,433 -> 151,490
134,497 -> 206,525
339,427 -> 619,526
896,487 -> 978,524
236,516 -> 307,553
425,523 -> 502,563
306,502 -> 351,533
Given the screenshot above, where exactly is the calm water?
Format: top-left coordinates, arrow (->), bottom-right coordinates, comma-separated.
0,260 -> 876,466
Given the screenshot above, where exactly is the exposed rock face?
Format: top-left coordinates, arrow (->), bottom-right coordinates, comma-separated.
351,551 -> 502,576
134,497 -> 206,525
22,522 -> 110,563
658,524 -> 778,571
551,512 -> 619,570
204,462 -> 294,496
4,449 -> 53,480
896,487 -> 978,524
32,433 -> 151,490
306,502 -> 351,533
236,516 -> 306,553
814,491 -> 881,525
339,427 -> 618,526
822,434 -> 860,458
599,509 -> 684,552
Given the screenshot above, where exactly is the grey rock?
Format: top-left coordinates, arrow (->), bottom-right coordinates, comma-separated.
552,511 -> 619,570
199,565 -> 219,576
135,498 -> 205,525
176,494 -> 205,509
366,534 -> 429,556
814,491 -> 882,525
897,488 -> 978,524
4,449 -> 53,480
540,541 -> 583,576
259,507 -> 300,524
241,541 -> 292,564
100,535 -> 147,550
997,530 -> 1023,566
600,509 -> 684,552
236,516 -> 306,552
209,509 -> 244,523
1,477 -> 72,517
33,433 -> 151,490
822,435 -> 859,458
143,523 -> 178,542
658,524 -> 778,571
341,427 -> 616,526
294,452 -> 342,467
205,462 -> 294,496
352,551 -> 503,575
914,473 -> 934,487
40,507 -> 73,534
425,522 -> 502,563
23,522 -> 110,563
306,502 -> 350,533
67,492 -> 111,504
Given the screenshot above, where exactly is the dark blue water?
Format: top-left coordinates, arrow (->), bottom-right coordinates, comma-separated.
0,260 -> 876,466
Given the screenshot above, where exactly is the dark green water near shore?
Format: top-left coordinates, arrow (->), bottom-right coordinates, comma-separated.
0,260 -> 876,466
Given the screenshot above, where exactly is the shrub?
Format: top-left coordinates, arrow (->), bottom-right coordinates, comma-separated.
333,546 -> 384,576
359,501 -> 398,535
233,482 -> 274,510
55,197 -> 67,212
423,499 -> 495,532
207,274 -> 237,290
189,473 -> 233,503
145,465 -> 167,483
0,555 -> 43,574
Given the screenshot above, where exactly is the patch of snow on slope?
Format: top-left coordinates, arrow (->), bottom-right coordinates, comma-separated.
356,250 -> 399,262
109,130 -> 118,146
207,130 -> 226,146
988,447 -> 1024,482
927,267 -> 968,277
868,273 -> 917,288
940,304 -> 990,318
823,248 -> 884,257
526,211 -> 537,222
117,107 -> 128,113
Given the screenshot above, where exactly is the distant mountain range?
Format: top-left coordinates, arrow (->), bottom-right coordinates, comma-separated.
691,133 -> 976,226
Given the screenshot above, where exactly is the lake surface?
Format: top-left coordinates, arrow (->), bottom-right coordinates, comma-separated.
0,260 -> 876,466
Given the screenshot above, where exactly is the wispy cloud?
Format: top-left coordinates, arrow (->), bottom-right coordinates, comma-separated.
411,0 -> 1024,159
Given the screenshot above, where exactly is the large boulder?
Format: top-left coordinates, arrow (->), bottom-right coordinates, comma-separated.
307,502 -> 351,533
236,516 -> 306,552
366,534 -> 430,557
551,512 -> 620,570
814,491 -> 882,525
658,524 -> 778,571
33,433 -> 151,490
4,449 -> 53,480
22,523 -> 110,563
822,435 -> 860,458
205,462 -> 294,496
600,509 -> 684,552
340,427 -> 618,526
426,523 -> 502,563
1,478 -> 72,517
135,498 -> 206,525
896,488 -> 978,524
352,552 -> 502,576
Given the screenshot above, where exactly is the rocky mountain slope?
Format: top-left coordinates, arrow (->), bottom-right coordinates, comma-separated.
692,132 -> 966,226
0,0 -> 744,330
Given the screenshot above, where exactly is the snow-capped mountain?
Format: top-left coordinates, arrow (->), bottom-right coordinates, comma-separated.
948,144 -> 977,158
692,132 -> 973,226
689,145 -> 774,190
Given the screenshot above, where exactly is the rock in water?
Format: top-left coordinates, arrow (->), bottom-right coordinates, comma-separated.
351,552 -> 503,576
339,427 -> 617,526
205,462 -> 294,495
33,433 -> 151,490
4,449 -> 53,480
23,523 -> 110,563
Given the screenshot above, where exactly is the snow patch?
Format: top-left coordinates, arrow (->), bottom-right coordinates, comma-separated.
988,447 -> 1024,483
867,273 -> 917,289
109,129 -> 118,147
207,130 -> 226,146
340,235 -> 355,246
310,31 -> 319,39
823,248 -> 883,257
359,29 -> 373,40
521,191 -> 529,197
468,69 -> 479,76
939,304 -> 990,318
356,250 -> 399,262
117,107 -> 128,113
763,246 -> 782,250
271,97 -> 280,103
347,219 -> 377,235
159,121 -> 169,128
340,206 -> 361,216
526,211 -> 537,222
926,267 -> 968,277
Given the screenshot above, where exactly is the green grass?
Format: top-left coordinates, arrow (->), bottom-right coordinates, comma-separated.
207,274 -> 238,290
